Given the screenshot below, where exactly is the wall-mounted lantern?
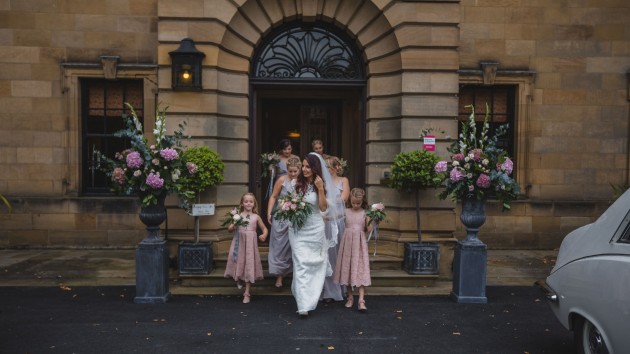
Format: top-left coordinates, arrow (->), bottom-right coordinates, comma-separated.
169,38 -> 205,91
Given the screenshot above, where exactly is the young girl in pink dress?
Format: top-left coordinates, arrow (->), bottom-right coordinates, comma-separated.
224,193 -> 268,303
333,188 -> 372,312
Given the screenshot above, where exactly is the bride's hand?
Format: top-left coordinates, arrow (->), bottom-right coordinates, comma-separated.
314,176 -> 324,190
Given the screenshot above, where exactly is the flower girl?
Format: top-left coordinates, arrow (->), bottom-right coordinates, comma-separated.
224,193 -> 268,303
333,188 -> 372,312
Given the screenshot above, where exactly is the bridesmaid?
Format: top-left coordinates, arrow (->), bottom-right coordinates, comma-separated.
275,139 -> 299,180
320,156 -> 350,302
311,139 -> 330,160
266,157 -> 301,288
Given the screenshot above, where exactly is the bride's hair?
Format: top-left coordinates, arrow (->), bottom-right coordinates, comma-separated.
296,154 -> 326,196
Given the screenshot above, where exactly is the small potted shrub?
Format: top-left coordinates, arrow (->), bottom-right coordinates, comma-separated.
389,148 -> 443,275
177,146 -> 224,275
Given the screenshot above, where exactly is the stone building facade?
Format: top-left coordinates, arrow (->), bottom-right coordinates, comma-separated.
0,1 -> 628,277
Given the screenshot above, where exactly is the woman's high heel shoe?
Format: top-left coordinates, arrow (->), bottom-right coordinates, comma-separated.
358,299 -> 367,312
344,296 -> 354,308
242,293 -> 250,304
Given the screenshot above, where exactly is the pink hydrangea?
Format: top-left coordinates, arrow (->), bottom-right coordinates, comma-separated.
501,157 -> 513,175
450,168 -> 464,182
435,161 -> 448,173
453,153 -> 465,161
476,173 -> 491,188
186,162 -> 198,174
126,151 -> 143,169
112,167 -> 126,185
160,148 -> 178,161
470,149 -> 482,161
145,172 -> 164,189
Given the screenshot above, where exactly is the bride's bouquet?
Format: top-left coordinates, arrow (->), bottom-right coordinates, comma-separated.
220,207 -> 250,228
272,192 -> 312,229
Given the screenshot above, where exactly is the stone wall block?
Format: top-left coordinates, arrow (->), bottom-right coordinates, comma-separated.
216,49 -> 250,72
367,96 -> 401,119
8,230 -> 48,246
367,119 -> 401,141
107,229 -> 144,246
240,0 -> 270,33
401,95 -> 458,117
158,91 -> 217,113
0,46 -> 39,64
49,230 -> 107,246
217,117 -> 248,139
401,49 -> 459,70
368,75 -> 401,97
217,95 -> 248,117
364,33 -> 400,62
367,54 -> 402,75
385,2 -> 459,26
402,72 -> 459,94
97,213 -> 139,230
217,71 -> 248,94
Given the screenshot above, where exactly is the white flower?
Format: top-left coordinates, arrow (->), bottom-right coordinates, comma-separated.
482,159 -> 489,166
233,214 -> 242,221
453,161 -> 460,167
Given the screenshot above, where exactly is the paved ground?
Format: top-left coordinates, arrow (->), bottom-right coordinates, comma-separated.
0,248 -> 571,353
0,285 -> 573,354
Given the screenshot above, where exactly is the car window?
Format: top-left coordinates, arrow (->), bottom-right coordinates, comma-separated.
614,209 -> 630,244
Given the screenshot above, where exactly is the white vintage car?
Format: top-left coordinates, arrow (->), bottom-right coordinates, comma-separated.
537,189 -> 630,354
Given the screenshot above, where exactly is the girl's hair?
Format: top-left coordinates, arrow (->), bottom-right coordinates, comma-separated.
349,188 -> 367,209
287,156 -> 302,169
311,139 -> 323,147
325,156 -> 342,175
278,139 -> 292,152
239,192 -> 259,215
296,154 -> 325,196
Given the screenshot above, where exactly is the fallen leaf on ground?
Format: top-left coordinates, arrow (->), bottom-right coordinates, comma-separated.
327,346 -> 335,350
452,332 -> 461,335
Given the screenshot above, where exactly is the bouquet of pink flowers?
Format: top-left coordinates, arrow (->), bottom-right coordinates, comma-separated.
365,202 -> 386,226
220,207 -> 250,228
365,202 -> 386,256
271,192 -> 312,229
260,152 -> 280,178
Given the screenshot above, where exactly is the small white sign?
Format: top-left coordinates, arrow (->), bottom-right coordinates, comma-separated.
192,204 -> 215,216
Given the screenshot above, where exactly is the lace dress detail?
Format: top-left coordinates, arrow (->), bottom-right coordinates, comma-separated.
224,214 -> 264,283
333,209 -> 371,287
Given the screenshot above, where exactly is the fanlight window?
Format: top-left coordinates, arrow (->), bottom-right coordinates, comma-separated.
253,23 -> 363,80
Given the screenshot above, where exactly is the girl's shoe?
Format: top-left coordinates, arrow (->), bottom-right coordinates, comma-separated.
242,293 -> 250,304
358,299 -> 367,312
275,278 -> 282,288
236,281 -> 243,289
344,296 -> 354,308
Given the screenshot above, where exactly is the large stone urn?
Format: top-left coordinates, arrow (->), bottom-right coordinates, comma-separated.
134,192 -> 171,304
451,196 -> 488,303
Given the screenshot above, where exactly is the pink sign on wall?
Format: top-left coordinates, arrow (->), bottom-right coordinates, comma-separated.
423,135 -> 435,151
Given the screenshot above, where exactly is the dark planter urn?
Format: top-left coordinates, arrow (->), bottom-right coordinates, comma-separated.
135,191 -> 171,304
459,196 -> 486,246
451,196 -> 488,304
138,192 -> 167,243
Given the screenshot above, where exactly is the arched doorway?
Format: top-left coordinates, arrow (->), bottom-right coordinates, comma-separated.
249,22 -> 367,212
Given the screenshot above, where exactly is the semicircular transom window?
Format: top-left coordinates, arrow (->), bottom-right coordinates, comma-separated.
253,23 -> 364,81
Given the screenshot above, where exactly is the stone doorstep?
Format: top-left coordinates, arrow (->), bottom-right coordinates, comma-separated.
174,268 -> 440,296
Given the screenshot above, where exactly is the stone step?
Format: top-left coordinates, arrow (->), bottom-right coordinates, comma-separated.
209,253 -> 404,271
176,267 -> 438,291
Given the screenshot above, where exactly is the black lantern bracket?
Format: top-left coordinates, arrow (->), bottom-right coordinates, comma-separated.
169,38 -> 205,91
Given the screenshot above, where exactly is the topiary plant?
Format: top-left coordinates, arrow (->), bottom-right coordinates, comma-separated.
179,146 -> 225,209
388,149 -> 443,242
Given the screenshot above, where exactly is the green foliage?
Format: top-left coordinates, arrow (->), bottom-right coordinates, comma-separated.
388,150 -> 443,192
0,193 -> 11,213
180,146 -> 224,202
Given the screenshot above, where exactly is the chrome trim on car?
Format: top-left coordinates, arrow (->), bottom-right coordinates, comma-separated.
535,280 -> 558,303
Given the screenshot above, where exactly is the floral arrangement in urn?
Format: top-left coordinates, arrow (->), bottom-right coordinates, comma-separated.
95,103 -> 196,207
434,104 -> 520,210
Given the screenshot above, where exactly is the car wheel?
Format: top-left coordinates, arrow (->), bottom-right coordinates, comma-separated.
574,316 -> 610,354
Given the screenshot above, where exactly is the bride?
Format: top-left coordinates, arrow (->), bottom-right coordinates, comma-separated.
289,153 -> 340,318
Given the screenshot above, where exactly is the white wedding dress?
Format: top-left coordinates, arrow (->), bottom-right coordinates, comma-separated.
289,185 -> 330,314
